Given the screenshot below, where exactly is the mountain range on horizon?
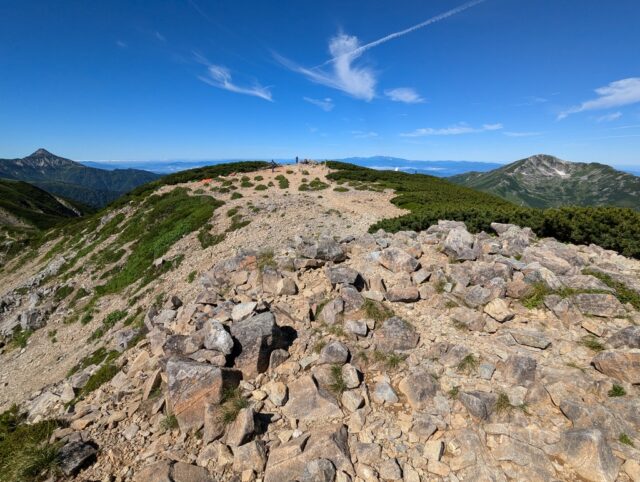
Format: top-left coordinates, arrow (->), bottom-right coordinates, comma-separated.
450,154 -> 640,209
0,149 -> 159,208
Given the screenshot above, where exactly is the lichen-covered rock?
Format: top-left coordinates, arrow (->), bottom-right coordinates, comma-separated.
378,247 -> 419,273
374,317 -> 419,352
556,429 -> 620,482
229,311 -> 283,378
592,349 -> 640,384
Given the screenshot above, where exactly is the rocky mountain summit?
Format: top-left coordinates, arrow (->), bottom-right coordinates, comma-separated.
4,205 -> 640,481
450,154 -> 640,209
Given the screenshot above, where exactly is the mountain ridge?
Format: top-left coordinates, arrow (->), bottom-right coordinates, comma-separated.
449,153 -> 640,209
0,149 -> 160,207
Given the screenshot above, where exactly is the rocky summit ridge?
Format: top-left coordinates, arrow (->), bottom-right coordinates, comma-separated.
1,165 -> 640,482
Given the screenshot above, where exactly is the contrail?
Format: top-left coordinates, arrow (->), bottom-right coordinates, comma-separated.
317,0 -> 486,67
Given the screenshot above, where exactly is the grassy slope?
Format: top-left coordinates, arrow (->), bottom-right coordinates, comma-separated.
0,179 -> 84,229
327,161 -> 640,258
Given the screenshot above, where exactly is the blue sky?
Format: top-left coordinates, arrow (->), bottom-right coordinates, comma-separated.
1,0 -> 640,165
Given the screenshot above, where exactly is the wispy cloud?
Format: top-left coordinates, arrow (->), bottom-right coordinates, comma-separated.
558,78 -> 640,119
352,130 -> 379,139
595,111 -> 622,123
304,96 -> 335,111
155,31 -> 166,42
384,88 -> 424,104
116,40 -> 127,49
401,122 -> 503,137
276,0 -> 485,101
503,131 -> 542,137
515,96 -> 548,107
196,58 -> 272,101
275,35 -> 376,101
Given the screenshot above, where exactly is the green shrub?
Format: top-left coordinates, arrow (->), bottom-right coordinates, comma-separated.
53,285 -> 74,302
230,192 -> 243,200
608,384 -> 626,397
79,361 -> 119,398
255,184 -> 268,191
275,175 -> 289,189
67,347 -> 119,377
11,326 -> 34,349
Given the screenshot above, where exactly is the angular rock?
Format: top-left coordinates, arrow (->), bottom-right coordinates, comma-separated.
450,307 -> 485,331
571,294 -> 625,318
134,461 -> 173,482
592,349 -> 640,384
483,298 -> 514,323
301,459 -> 336,482
345,319 -> 367,337
443,227 -> 476,261
326,266 -> 361,287
203,321 -> 234,355
378,247 -> 419,273
463,285 -> 494,308
232,302 -> 257,322
385,286 -> 419,303
398,372 -> 437,410
372,380 -> 398,404
57,441 -> 98,476
233,440 -> 267,473
503,355 -> 537,386
264,425 -> 353,482
378,458 -> 402,480
296,236 -> 346,262
226,407 -> 255,447
319,298 -> 344,325
459,391 -> 495,420
511,330 -> 551,350
229,311 -> 282,378
556,428 -> 619,482
374,317 -> 419,352
607,326 -> 640,349
282,375 -> 341,420
166,358 -> 240,431
317,341 -> 349,365
173,462 -> 216,482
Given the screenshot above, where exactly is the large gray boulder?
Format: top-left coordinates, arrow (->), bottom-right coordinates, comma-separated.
378,247 -> 419,273
229,311 -> 283,378
556,429 -> 620,482
374,317 -> 419,352
282,375 -> 341,420
202,321 -> 234,355
57,441 -> 98,476
571,294 -> 626,318
443,227 -> 477,261
296,236 -> 346,262
166,358 -> 240,431
592,349 -> 640,384
607,326 -> 640,349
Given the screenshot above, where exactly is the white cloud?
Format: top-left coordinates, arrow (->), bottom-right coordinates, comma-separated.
198,64 -> 273,101
155,31 -> 166,42
515,96 -> 548,107
558,78 -> 640,119
351,130 -> 379,138
116,40 -> 127,48
275,34 -> 376,101
401,122 -> 503,137
384,88 -> 424,104
595,111 -> 622,123
503,131 -> 542,137
304,96 -> 334,111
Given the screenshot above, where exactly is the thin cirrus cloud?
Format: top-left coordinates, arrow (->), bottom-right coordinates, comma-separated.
275,0 -> 485,101
352,130 -> 379,139
595,111 -> 622,123
197,60 -> 273,102
303,97 -> 335,111
503,131 -> 542,137
401,122 -> 503,137
558,77 -> 640,119
384,88 -> 425,104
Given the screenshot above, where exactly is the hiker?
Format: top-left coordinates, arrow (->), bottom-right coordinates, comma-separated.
295,156 -> 299,165
270,159 -> 277,172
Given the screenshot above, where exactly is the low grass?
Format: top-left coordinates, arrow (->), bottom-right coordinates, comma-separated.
362,299 -> 393,324
187,270 -> 197,283
257,250 -> 276,270
67,347 -> 119,377
619,433 -> 634,447
457,354 -> 479,374
227,214 -> 250,232
581,335 -> 605,352
299,178 -> 329,192
78,360 -> 119,398
10,326 -> 33,349
160,414 -> 179,431
0,405 -> 63,482
372,350 -> 407,370
333,186 -> 349,192
608,384 -> 626,397
88,309 -> 127,341
329,364 -> 347,394
448,386 -> 459,399
53,285 -> 74,302
198,226 -> 225,249
521,282 -> 551,309
583,269 -> 640,309
220,387 -> 249,425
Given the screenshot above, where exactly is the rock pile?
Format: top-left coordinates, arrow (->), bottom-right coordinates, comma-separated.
17,222 -> 640,481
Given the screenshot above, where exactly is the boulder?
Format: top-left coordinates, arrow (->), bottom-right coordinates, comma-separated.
233,440 -> 267,473
326,266 -> 362,287
173,462 -> 216,482
301,459 -> 336,482
203,321 -> 234,355
374,317 -> 419,353
318,298 -> 344,325
459,391 -> 496,420
397,371 -> 438,410
449,307 -> 485,331
592,349 -> 640,384
264,425 -> 353,482
378,247 -> 419,273
556,429 -> 619,482
166,358 -> 240,431
229,311 -> 283,378
571,294 -> 625,318
226,407 -> 255,447
134,461 -> 173,482
57,441 -> 98,476
372,380 -> 398,404
483,298 -> 514,323
317,341 -> 350,365
282,375 -> 341,420
385,286 -> 420,303
296,236 -> 346,262
511,330 -> 551,350
607,326 -> 640,349
442,227 -> 476,261
503,355 -> 537,386
231,302 -> 257,322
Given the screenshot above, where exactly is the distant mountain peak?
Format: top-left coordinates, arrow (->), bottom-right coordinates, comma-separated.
20,149 -> 77,168
30,148 -> 55,157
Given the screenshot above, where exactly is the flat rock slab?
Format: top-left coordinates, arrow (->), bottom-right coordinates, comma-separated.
374,317 -> 419,352
592,349 -> 640,384
282,375 -> 341,420
571,293 -> 625,318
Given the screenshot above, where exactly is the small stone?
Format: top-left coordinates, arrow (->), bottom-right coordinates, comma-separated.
483,298 -> 514,322
372,380 -> 398,404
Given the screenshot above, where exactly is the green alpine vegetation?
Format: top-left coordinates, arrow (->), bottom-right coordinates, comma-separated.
449,154 -> 640,210
327,161 -> 640,259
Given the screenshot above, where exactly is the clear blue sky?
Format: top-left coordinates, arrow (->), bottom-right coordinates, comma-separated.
1,0 -> 639,165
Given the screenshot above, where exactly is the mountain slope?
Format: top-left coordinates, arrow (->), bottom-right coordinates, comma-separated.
0,149 -> 160,207
339,156 -> 502,177
0,179 -> 85,229
449,154 -> 640,209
